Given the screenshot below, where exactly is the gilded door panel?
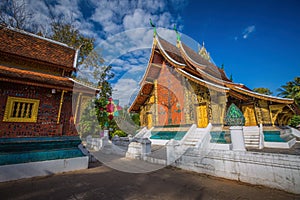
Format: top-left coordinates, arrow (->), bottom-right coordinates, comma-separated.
196,104 -> 208,128
243,105 -> 257,126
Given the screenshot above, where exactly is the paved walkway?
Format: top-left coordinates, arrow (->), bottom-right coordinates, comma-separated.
0,163 -> 299,200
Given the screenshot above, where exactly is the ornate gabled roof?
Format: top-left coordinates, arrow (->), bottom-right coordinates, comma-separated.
156,36 -> 186,68
129,83 -> 154,112
230,86 -> 294,103
0,26 -> 77,70
129,31 -> 295,112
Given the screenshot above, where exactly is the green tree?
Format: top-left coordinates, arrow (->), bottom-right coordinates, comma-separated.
78,99 -> 102,138
289,115 -> 300,127
50,22 -> 94,66
131,113 -> 140,126
253,88 -> 273,95
50,22 -> 116,137
277,77 -> 300,107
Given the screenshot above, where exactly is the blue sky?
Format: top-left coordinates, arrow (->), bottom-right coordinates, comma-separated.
4,0 -> 299,103
180,0 -> 300,94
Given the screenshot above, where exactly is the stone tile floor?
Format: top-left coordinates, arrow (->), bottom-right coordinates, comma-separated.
0,162 -> 299,200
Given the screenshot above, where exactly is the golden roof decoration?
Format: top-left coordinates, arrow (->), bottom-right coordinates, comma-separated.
198,42 -> 210,61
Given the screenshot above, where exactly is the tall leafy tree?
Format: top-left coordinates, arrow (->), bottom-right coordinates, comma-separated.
50,23 -> 116,137
277,77 -> 300,107
253,88 -> 273,95
0,0 -> 32,30
50,22 -> 94,66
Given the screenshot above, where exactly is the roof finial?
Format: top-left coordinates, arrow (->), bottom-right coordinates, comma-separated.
149,18 -> 156,37
199,41 -> 210,61
173,24 -> 181,43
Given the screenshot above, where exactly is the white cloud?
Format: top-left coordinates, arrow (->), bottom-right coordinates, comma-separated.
242,25 -> 255,39
9,0 -> 186,104
112,78 -> 139,106
90,0 -> 185,37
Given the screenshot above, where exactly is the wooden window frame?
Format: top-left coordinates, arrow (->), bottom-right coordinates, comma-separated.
3,96 -> 40,122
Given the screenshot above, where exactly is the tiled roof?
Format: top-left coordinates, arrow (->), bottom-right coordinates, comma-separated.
157,36 -> 185,65
0,65 -> 99,94
0,65 -> 73,89
0,27 -> 76,69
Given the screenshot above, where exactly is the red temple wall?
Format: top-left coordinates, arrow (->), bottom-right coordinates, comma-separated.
0,82 -> 76,138
156,62 -> 185,126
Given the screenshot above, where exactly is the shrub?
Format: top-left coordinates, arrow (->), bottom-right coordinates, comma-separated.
289,115 -> 300,127
111,130 -> 127,138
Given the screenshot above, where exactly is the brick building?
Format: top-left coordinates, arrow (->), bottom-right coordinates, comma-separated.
0,26 -> 96,180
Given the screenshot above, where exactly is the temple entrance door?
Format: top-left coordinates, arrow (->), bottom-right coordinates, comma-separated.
243,105 -> 257,126
146,112 -> 153,129
196,103 -> 208,128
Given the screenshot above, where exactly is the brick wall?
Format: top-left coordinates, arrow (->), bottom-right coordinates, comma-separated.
0,82 -> 77,138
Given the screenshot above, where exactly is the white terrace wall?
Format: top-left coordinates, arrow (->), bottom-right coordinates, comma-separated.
172,149 -> 300,194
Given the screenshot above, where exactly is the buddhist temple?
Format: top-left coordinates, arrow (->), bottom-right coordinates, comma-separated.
129,31 -> 299,130
0,26 -> 97,181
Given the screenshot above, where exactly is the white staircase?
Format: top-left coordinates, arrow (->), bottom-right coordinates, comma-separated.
243,126 -> 260,149
182,128 -> 206,147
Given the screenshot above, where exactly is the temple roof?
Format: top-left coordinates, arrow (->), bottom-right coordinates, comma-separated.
129,33 -> 295,112
0,65 -> 99,94
0,26 -> 77,70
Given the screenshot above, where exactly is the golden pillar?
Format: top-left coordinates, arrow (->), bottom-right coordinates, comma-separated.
147,112 -> 153,129
154,79 -> 159,126
57,90 -> 66,124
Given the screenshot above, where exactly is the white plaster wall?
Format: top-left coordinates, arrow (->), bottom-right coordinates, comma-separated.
173,149 -> 300,194
0,156 -> 89,182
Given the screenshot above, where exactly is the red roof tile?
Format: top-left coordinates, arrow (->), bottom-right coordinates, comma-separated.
0,27 -> 76,69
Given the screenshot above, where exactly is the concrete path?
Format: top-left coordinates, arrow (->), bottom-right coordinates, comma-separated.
92,150 -> 165,173
0,163 -> 299,200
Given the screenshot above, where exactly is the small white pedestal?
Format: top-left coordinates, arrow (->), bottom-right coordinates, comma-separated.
230,126 -> 246,151
166,139 -> 180,165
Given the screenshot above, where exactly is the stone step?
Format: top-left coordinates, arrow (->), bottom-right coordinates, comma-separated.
245,140 -> 259,144
186,138 -> 199,141
184,141 -> 197,145
244,136 -> 259,139
244,133 -> 260,136
245,142 -> 260,145
244,138 -> 260,141
245,144 -> 259,148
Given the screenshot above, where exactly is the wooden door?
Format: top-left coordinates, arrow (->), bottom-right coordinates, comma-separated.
243,105 -> 257,126
196,103 -> 208,128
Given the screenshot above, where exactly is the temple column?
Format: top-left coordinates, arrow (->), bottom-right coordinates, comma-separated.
154,79 -> 159,126
183,80 -> 190,124
146,111 -> 153,129
254,101 -> 262,125
57,90 -> 66,124
140,106 -> 144,127
74,92 -> 82,124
